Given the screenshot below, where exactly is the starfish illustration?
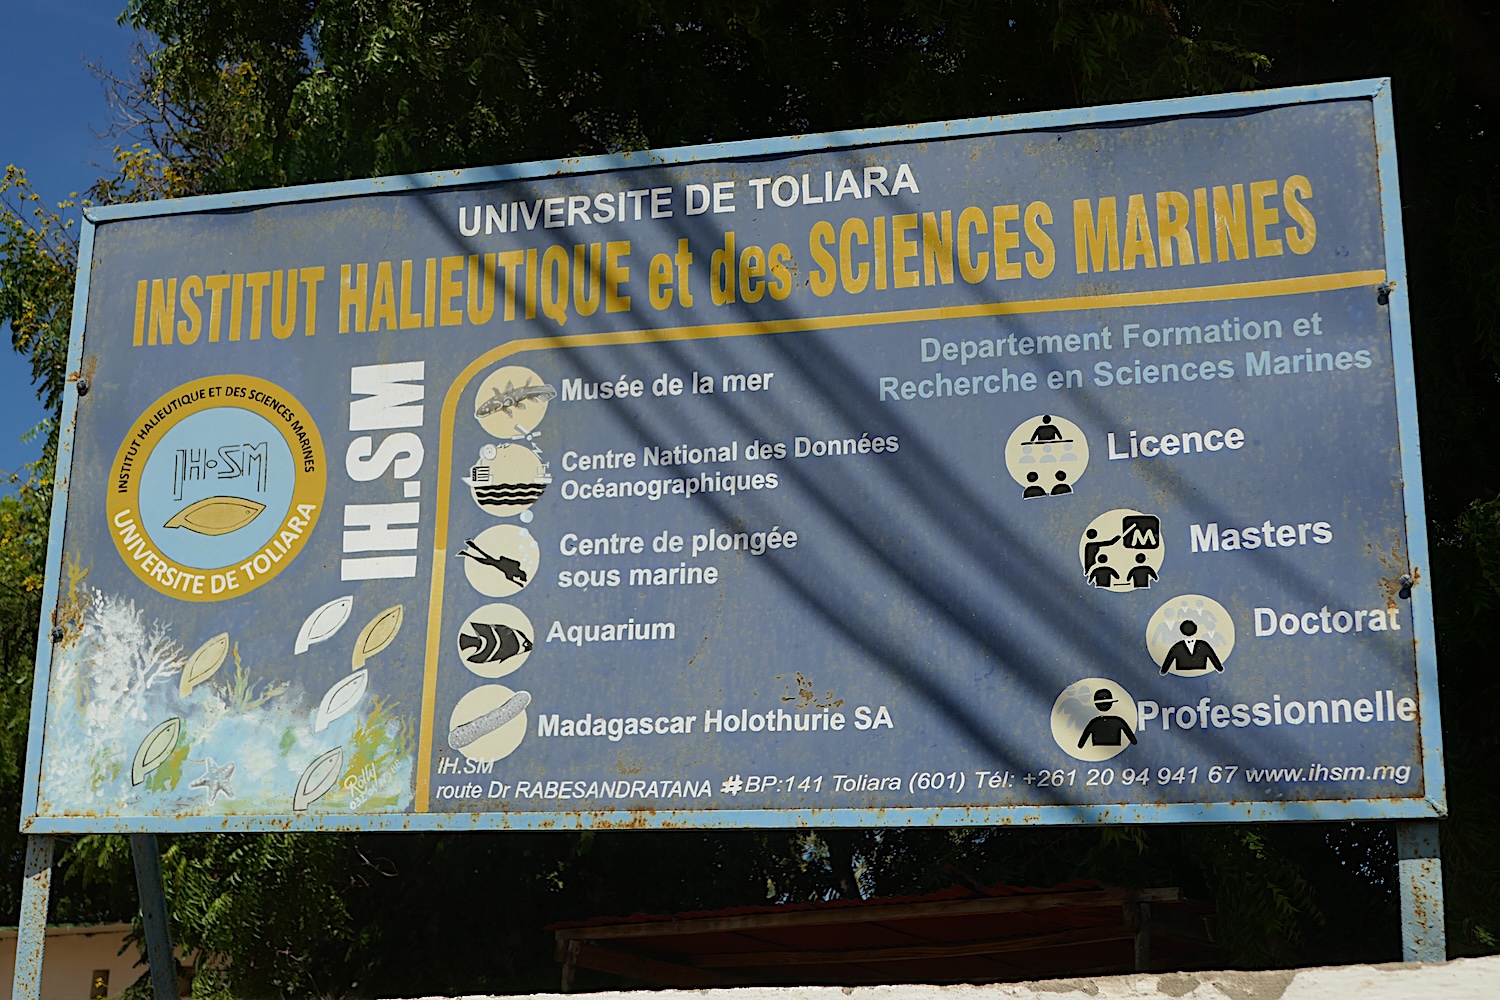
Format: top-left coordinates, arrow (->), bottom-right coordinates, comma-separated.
188,757 -> 235,803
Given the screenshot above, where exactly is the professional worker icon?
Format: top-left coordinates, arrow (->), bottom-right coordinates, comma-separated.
1051,677 -> 1140,761
1077,688 -> 1139,750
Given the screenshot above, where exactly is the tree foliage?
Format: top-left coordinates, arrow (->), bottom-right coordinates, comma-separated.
1,2 -> 1497,996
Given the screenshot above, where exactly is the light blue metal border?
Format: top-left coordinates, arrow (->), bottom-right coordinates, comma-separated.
23,77 -> 1443,833
1372,82 -> 1446,817
84,79 -> 1388,222
18,216 -> 95,822
20,795 -> 1441,835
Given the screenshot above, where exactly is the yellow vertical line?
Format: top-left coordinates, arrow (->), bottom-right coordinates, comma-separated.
415,381 -> 464,811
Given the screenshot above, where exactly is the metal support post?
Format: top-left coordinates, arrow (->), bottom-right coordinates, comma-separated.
130,834 -> 178,999
11,835 -> 55,1000
1396,820 -> 1446,963
1132,903 -> 1151,972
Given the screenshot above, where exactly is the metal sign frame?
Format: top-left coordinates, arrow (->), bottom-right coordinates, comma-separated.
19,77 -> 1442,837
12,81 -> 1450,999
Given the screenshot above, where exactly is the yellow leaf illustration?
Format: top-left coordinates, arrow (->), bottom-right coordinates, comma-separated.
180,633 -> 230,697
132,717 -> 182,786
351,605 -> 403,668
164,496 -> 266,535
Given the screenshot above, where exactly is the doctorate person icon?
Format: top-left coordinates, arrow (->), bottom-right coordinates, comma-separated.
1077,688 -> 1139,750
1145,595 -> 1236,679
1159,619 -> 1224,674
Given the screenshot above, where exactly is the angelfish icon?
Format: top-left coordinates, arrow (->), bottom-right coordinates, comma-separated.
460,622 -> 533,665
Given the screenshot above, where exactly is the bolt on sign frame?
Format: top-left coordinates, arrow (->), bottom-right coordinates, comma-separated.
14,79 -> 1446,997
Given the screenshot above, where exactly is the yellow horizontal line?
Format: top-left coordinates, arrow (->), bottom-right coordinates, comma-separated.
414,267 -> 1384,811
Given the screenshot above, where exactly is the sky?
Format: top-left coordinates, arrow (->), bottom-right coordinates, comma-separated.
1,1 -> 137,485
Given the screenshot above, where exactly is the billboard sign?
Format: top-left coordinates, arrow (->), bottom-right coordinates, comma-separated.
22,78 -> 1443,832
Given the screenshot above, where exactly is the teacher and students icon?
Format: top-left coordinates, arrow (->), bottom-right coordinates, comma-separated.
1083,529 -> 1158,589
1005,415 -> 1090,500
1021,416 -> 1078,498
1078,509 -> 1164,592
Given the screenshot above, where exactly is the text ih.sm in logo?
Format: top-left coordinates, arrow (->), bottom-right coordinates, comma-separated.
107,375 -> 326,601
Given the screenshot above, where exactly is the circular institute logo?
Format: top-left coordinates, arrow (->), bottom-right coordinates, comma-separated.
107,375 -> 326,601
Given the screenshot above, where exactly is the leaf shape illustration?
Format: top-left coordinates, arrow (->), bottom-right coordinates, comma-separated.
315,670 -> 368,732
351,604 -> 403,668
295,595 -> 354,655
164,496 -> 266,536
179,633 -> 230,697
293,746 -> 344,811
132,717 -> 182,786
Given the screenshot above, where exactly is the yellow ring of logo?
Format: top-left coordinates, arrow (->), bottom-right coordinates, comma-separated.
106,375 -> 326,602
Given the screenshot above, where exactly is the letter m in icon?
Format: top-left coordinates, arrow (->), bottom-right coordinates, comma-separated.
1122,514 -> 1161,549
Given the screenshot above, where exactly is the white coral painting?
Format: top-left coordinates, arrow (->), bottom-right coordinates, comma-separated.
38,588 -> 414,817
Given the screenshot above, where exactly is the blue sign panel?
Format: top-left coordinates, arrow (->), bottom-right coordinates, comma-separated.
22,79 -> 1443,833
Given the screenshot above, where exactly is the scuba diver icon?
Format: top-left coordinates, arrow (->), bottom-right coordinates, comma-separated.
456,537 -> 528,586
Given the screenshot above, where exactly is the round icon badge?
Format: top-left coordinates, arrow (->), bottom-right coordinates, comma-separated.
474,365 -> 556,438
458,524 -> 540,598
1146,595 -> 1236,677
448,684 -> 531,762
1051,678 -> 1140,762
455,603 -> 536,679
1079,508 -> 1164,593
1005,414 -> 1089,499
462,443 -> 550,517
106,375 -> 326,601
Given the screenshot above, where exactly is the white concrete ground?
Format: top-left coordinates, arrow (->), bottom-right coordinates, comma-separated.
416,954 -> 1500,1000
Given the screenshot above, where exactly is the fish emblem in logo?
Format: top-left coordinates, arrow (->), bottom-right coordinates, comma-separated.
455,603 -> 535,678
163,496 -> 266,536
